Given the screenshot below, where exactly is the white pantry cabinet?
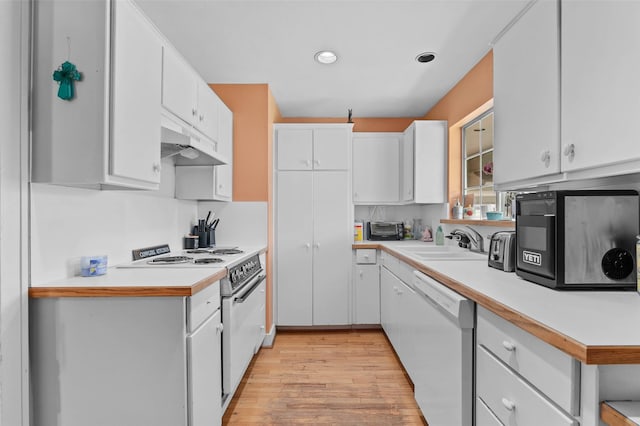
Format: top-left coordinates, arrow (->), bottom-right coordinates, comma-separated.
561,0 -> 640,175
174,100 -> 234,201
492,0 -> 560,188
352,133 -> 402,203
403,121 -> 447,204
276,126 -> 351,171
30,283 -> 223,426
275,124 -> 353,326
32,0 -> 162,189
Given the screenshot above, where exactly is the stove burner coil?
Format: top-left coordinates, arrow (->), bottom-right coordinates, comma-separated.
185,249 -> 209,254
210,249 -> 244,255
194,257 -> 224,264
147,256 -> 193,264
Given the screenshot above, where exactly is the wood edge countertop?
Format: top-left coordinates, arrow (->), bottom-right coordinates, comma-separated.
601,401 -> 640,426
28,269 -> 227,299
354,243 -> 640,365
29,247 -> 268,299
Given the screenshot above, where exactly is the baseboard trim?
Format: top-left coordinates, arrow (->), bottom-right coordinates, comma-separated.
262,323 -> 277,348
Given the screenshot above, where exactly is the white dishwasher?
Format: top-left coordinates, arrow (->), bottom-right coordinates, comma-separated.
412,270 -> 475,426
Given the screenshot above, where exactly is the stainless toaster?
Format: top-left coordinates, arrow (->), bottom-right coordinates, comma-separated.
488,231 -> 516,272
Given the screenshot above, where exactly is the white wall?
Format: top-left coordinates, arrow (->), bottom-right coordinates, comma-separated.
197,201 -> 268,247
30,159 -> 198,284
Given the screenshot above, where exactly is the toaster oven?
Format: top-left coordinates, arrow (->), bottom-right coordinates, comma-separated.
366,221 -> 404,241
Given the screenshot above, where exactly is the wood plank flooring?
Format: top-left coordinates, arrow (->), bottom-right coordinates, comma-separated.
223,329 -> 427,425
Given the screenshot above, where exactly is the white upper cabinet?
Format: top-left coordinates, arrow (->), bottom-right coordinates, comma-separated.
161,45 -> 199,128
405,121 -> 447,204
561,0 -> 640,175
32,0 -> 163,190
110,0 -> 162,185
214,101 -> 234,200
353,122 -> 446,205
161,46 -> 220,145
275,125 -> 352,171
352,133 -> 402,204
494,0 -> 640,189
493,0 -> 560,188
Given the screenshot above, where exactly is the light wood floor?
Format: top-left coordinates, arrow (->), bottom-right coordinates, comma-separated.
223,329 -> 427,425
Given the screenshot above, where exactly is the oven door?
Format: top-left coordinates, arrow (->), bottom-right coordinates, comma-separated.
222,272 -> 266,402
516,215 -> 556,280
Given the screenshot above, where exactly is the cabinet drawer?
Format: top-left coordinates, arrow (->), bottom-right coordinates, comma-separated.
188,281 -> 220,332
477,346 -> 578,426
355,249 -> 377,264
477,397 -> 504,426
477,306 -> 579,415
381,253 -> 414,287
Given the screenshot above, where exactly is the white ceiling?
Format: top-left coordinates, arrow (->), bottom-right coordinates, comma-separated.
136,0 -> 529,118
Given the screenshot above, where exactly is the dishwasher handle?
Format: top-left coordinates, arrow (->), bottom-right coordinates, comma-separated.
413,270 -> 475,329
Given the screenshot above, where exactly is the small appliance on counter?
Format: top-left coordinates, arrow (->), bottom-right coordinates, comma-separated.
366,221 -> 404,241
515,190 -> 639,290
488,231 -> 516,272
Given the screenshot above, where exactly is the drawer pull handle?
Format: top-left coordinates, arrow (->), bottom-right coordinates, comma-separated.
501,397 -> 516,411
502,340 -> 516,351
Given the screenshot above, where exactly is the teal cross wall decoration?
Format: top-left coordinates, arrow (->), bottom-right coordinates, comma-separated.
52,61 -> 82,101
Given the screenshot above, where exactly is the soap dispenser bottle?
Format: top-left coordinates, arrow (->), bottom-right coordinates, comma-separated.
435,226 -> 444,246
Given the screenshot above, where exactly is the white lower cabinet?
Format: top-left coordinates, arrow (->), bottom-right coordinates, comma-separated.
477,346 -> 578,426
476,306 -> 579,426
477,397 -> 504,426
30,284 -> 223,426
353,249 -> 379,324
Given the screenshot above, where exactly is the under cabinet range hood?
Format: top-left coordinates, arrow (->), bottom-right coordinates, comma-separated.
160,115 -> 228,166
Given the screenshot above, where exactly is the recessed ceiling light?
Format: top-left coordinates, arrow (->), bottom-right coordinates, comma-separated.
416,52 -> 436,63
315,50 -> 338,64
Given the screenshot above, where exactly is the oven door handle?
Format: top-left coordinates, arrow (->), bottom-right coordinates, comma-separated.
234,273 -> 266,303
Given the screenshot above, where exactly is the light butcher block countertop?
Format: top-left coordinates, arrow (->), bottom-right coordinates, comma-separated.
29,246 -> 267,298
354,240 -> 640,365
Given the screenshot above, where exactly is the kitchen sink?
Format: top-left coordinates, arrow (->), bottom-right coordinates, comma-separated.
413,251 -> 487,261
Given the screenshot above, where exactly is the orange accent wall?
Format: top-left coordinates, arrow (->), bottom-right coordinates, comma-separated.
210,83 -> 280,333
422,50 -> 494,211
279,117 -> 419,132
210,84 -> 270,202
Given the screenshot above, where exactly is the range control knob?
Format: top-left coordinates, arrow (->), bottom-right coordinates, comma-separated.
602,248 -> 634,280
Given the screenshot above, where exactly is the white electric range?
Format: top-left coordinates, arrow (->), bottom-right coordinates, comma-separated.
117,243 -> 266,411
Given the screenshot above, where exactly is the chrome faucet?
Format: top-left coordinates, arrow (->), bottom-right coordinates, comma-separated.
447,226 -> 485,253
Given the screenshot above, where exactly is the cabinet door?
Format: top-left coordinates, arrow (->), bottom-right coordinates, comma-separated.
354,264 -> 380,324
413,121 -> 447,203
276,171 -> 313,325
400,127 -> 414,202
196,80 -> 220,142
493,0 -> 560,186
162,45 -> 197,125
276,129 -> 313,170
215,102 -> 233,200
109,0 -> 162,184
313,127 -> 350,170
313,171 -> 351,325
352,134 -> 401,203
380,267 -> 397,342
187,310 -> 222,426
562,1 -> 640,173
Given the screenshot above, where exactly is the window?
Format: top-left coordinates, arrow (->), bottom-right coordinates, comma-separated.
462,110 -> 496,215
